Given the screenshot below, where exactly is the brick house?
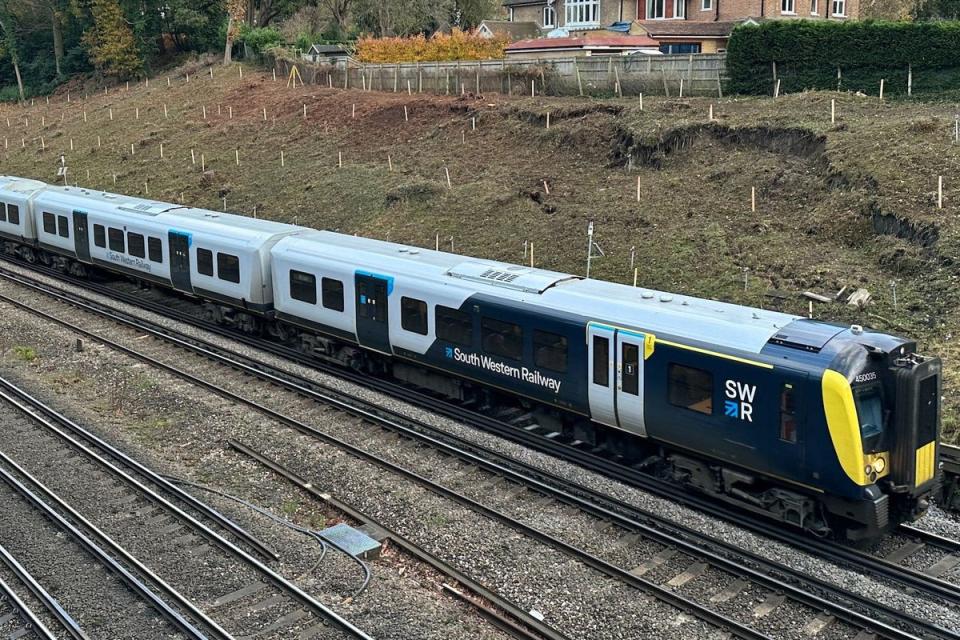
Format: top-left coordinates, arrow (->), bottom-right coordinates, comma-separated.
502,0 -> 859,53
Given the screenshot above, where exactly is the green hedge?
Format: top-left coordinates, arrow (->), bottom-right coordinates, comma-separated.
726,20 -> 960,96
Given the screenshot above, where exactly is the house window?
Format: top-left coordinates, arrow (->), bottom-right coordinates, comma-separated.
660,43 -> 701,54
436,305 -> 472,346
108,228 -> 125,253
702,0 -> 712,10
543,5 -> 556,27
7,204 -> 18,225
217,253 -> 240,283
782,0 -> 796,13
290,270 -> 317,304
534,330 -> 567,373
668,363 -> 713,415
675,0 -> 686,19
481,317 -> 522,361
94,224 -> 106,248
197,248 -> 213,276
780,384 -> 798,443
566,0 -> 600,26
647,0 -> 666,19
832,0 -> 845,15
148,237 -> 163,263
127,232 -> 145,258
811,0 -> 818,13
401,297 -> 428,335
322,277 -> 344,311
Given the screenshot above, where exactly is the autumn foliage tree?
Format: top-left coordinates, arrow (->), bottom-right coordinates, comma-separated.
355,28 -> 506,63
82,0 -> 142,78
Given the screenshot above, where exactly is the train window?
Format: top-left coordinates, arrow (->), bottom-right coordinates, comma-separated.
197,248 -> 214,276
622,343 -> 640,395
108,227 -> 125,253
148,237 -> 163,263
854,386 -> 885,453
592,336 -> 609,387
322,278 -> 344,312
436,306 -> 472,346
42,212 -> 56,234
668,364 -> 713,415
0,202 -> 6,223
780,384 -> 798,444
57,215 -> 69,239
401,297 -> 428,335
534,330 -> 567,373
217,253 -> 240,283
290,270 -> 317,304
7,204 -> 18,225
482,317 -> 522,361
127,233 -> 145,258
94,225 -> 106,248
917,375 -> 939,446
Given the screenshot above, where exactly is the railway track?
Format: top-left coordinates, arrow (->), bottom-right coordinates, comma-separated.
0,371 -> 371,640
0,548 -> 65,640
0,264 -> 955,639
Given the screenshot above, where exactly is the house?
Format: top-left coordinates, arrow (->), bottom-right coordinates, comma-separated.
502,0 -> 859,54
306,44 -> 351,66
478,19 -> 543,40
505,34 -> 661,58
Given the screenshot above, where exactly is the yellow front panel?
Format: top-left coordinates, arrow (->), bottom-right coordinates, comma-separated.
915,441 -> 937,487
822,370 -> 868,486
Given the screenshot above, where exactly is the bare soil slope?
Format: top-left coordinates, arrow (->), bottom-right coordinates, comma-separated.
2,65 -> 957,439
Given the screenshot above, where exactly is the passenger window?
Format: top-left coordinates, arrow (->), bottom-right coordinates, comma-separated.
108,227 -> 125,252
436,306 -> 472,346
197,248 -> 213,276
7,204 -> 19,225
780,384 -> 798,443
290,270 -> 317,304
482,317 -> 522,361
94,224 -> 106,248
534,330 -> 567,373
401,297 -> 428,335
322,277 -> 344,312
217,253 -> 240,283
148,237 -> 163,263
592,335 -> 609,387
128,233 -> 145,258
0,202 -> 6,223
622,343 -> 640,395
57,215 -> 69,238
42,212 -> 56,234
668,364 -> 713,415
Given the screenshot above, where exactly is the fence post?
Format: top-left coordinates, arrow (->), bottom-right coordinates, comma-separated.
907,63 -> 912,97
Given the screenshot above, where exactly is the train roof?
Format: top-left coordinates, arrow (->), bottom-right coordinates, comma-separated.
277,231 -> 801,354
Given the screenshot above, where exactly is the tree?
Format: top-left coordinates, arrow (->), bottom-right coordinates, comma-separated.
451,0 -> 498,29
318,0 -> 353,37
82,0 -> 143,78
224,0 -> 245,63
0,1 -> 25,102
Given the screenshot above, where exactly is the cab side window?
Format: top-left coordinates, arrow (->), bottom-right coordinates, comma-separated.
668,364 -> 713,415
780,384 -> 798,443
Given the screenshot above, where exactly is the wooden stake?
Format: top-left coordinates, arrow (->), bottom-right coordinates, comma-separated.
388,154 -> 393,171
751,187 -> 756,212
404,106 -> 408,122
83,110 -> 87,123
167,77 -> 171,87
263,107 -> 267,121
543,180 -> 550,195
97,136 -> 101,148
637,176 -> 641,202
908,64 -> 912,97
709,104 -> 713,121
130,143 -> 134,156
280,149 -> 286,167
160,143 -> 164,158
639,93 -> 643,110
831,99 -> 835,124
218,104 -> 221,116
338,151 -> 342,168
633,268 -> 638,287
879,78 -> 885,101
303,104 -> 307,118
135,107 -> 139,120
273,68 -> 277,82
239,65 -> 243,78
191,149 -> 196,165
435,233 -> 440,251
144,182 -> 149,195
679,77 -> 684,98
203,105 -> 207,119
775,78 -> 781,98
113,174 -> 117,185
472,117 -> 476,131
40,137 -> 45,150
164,104 -> 168,118
445,167 -> 452,189
532,80 -> 535,97
210,67 -> 214,79
407,80 -> 412,95
70,139 -> 74,151
530,242 -> 534,267
352,104 -> 356,118
235,149 -> 240,166
546,112 -> 550,129
939,176 -> 944,209
201,153 -> 205,171
229,106 -> 233,118
109,108 -> 113,120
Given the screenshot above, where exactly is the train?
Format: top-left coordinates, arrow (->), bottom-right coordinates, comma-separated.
0,176 -> 942,540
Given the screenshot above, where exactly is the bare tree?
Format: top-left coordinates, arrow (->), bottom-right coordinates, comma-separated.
318,0 -> 353,35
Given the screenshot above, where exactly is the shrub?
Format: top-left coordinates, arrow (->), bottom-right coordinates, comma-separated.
240,26 -> 284,54
726,20 -> 960,96
355,29 -> 507,63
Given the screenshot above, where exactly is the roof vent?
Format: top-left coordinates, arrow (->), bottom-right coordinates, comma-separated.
446,261 -> 578,294
641,291 -> 654,299
660,294 -> 673,303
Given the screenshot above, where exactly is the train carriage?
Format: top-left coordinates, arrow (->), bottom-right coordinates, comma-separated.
0,177 -> 45,252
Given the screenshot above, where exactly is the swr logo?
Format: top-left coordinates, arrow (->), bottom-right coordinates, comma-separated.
724,380 -> 756,422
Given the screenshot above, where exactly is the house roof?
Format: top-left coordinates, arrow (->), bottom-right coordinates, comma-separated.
310,44 -> 349,54
634,19 -> 751,39
506,35 -> 660,52
502,0 -> 547,6
478,20 -> 542,41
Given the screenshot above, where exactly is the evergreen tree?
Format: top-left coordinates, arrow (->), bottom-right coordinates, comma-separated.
82,0 -> 142,78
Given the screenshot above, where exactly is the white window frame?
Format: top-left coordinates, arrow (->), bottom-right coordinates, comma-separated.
508,7 -> 514,21
565,0 -> 601,26
543,4 -> 556,27
781,0 -> 796,13
831,0 -> 846,15
810,0 -> 818,13
701,0 -> 712,10
647,0 -> 666,19
675,0 -> 686,18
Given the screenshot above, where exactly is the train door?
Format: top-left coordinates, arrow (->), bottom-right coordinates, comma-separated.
72,211 -> 90,262
355,272 -> 392,355
168,231 -> 192,293
587,322 -> 650,437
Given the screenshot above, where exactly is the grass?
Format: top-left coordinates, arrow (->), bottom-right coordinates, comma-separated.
12,346 -> 37,362
2,64 -> 958,441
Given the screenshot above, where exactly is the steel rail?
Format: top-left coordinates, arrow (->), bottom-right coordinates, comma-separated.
0,375 -> 372,640
0,265 -> 952,639
0,542 -> 88,640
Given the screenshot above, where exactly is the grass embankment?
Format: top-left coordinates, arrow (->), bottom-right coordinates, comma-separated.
1,63 -> 957,440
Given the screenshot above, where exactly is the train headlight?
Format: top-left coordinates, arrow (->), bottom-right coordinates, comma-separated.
873,457 -> 886,474
864,464 -> 874,476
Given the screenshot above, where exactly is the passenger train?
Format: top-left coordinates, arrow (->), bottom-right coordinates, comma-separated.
0,176 -> 942,540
